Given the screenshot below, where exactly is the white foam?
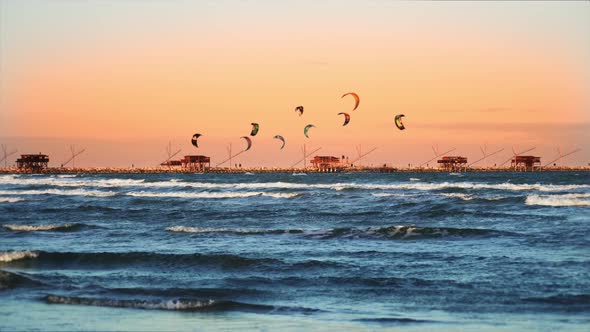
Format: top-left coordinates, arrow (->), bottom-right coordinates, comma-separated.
525,194 -> 590,207
409,178 -> 420,181
126,191 -> 300,199
0,197 -> 24,203
155,181 -> 589,193
0,189 -> 116,197
1,175 -> 588,193
439,193 -> 473,201
0,250 -> 38,262
485,196 -> 509,201
167,226 -> 235,233
45,295 -> 217,310
371,193 -> 415,197
3,224 -> 75,231
0,176 -> 144,188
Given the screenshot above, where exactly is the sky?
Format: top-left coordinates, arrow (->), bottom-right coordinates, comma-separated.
1,0 -> 589,167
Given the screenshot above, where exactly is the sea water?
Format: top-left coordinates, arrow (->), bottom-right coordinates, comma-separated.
0,172 -> 588,331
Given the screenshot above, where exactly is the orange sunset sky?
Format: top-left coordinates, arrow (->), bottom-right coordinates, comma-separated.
1,0 -> 589,167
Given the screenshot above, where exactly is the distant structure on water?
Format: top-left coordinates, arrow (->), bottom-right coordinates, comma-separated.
16,153 -> 49,172
180,155 -> 210,172
437,156 -> 468,172
511,155 -> 541,171
310,156 -> 343,172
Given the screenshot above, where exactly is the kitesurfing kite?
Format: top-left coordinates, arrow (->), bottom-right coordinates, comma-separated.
273,135 -> 286,149
295,106 -> 304,116
191,133 -> 202,148
250,123 -> 260,136
394,114 -> 406,130
338,112 -> 351,126
241,136 -> 253,151
341,92 -> 360,111
304,124 -> 315,138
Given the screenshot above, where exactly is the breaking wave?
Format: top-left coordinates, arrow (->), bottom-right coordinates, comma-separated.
0,176 -> 144,188
166,226 -> 304,235
0,251 -> 338,271
44,294 -> 318,313
439,193 -> 473,201
0,197 -> 24,203
167,225 -> 512,239
159,181 -> 588,192
126,191 -> 301,199
307,225 -> 511,239
3,223 -> 89,232
0,189 -> 116,197
0,250 -> 39,262
525,194 -> 590,207
0,251 -> 278,268
2,175 -> 588,193
371,193 -> 416,198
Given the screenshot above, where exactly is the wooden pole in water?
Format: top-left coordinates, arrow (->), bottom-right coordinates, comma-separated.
62,146 -> 85,169
216,146 -> 247,167
542,148 -> 581,167
469,148 -> 504,167
419,147 -> 456,167
303,143 -> 307,169
349,147 -> 378,165
291,147 -> 321,168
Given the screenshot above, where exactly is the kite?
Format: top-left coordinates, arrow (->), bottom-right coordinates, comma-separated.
295,106 -> 304,116
273,135 -> 286,149
250,123 -> 260,136
341,92 -> 360,111
394,114 -> 406,130
241,136 -> 253,151
304,124 -> 315,138
191,133 -> 202,148
338,112 -> 351,126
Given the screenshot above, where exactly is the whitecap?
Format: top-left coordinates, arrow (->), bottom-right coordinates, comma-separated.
0,250 -> 39,262
525,194 -> 590,207
126,191 -> 300,199
0,189 -> 116,197
3,224 -> 77,232
167,226 -> 235,233
371,193 -> 415,198
1,175 -> 588,194
439,193 -> 473,201
0,197 -> 24,203
45,295 -> 216,311
0,177 -> 144,188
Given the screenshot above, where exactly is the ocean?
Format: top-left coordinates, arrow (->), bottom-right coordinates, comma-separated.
0,172 -> 589,331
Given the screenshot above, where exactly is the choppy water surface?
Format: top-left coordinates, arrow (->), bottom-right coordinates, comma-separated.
0,172 -> 589,331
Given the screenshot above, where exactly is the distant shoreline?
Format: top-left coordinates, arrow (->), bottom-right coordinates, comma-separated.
1,166 -> 589,174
